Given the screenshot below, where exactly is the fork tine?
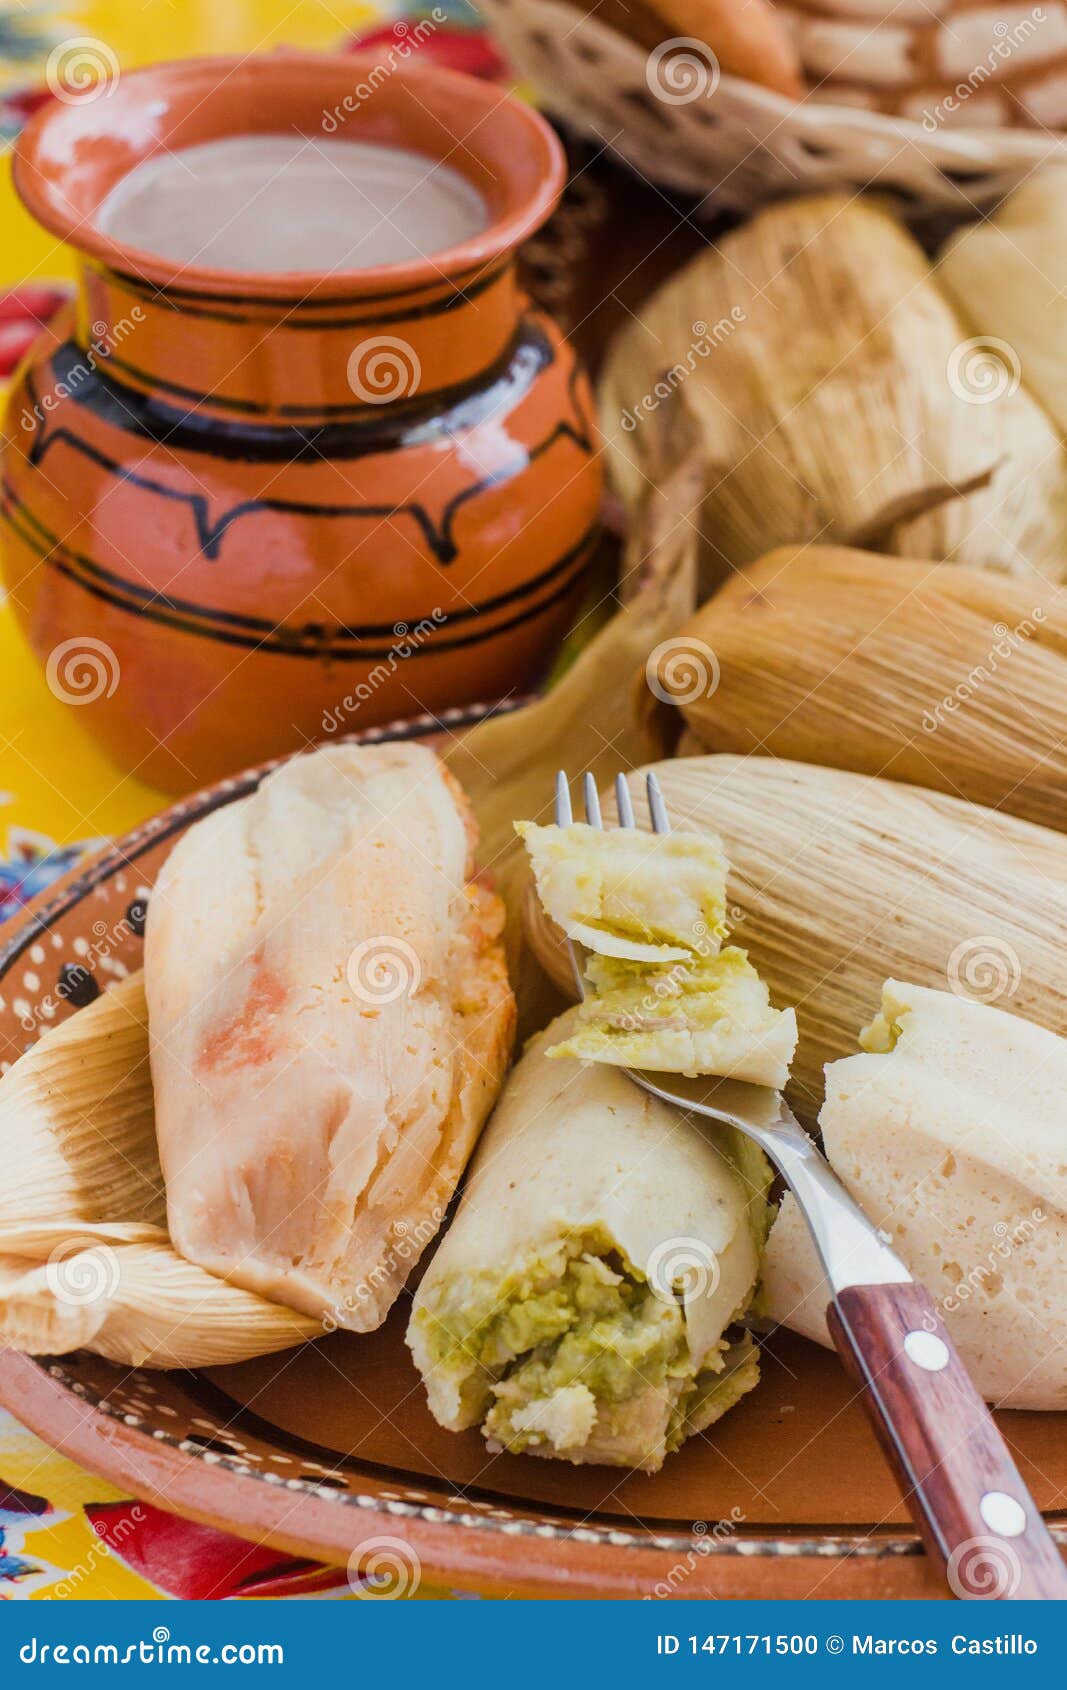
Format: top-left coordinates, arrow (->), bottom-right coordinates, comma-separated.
615,772 -> 636,828
555,770 -> 573,827
583,772 -> 602,829
646,771 -> 671,835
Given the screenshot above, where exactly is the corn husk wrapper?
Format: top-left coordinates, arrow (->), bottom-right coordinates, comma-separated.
761,981 -> 1067,1410
0,1244 -> 323,1370
0,461 -> 702,1369
524,755 -> 1067,1120
939,168 -> 1067,439
643,544 -> 1067,833
2,968 -> 162,1252
0,968 -> 335,1366
599,194 -> 1067,594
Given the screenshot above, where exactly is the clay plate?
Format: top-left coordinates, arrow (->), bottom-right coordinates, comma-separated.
1,707 -> 1065,1599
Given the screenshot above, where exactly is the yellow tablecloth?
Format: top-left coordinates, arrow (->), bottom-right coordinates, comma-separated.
0,0 -> 471,1601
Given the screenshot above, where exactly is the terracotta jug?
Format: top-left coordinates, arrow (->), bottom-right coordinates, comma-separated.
2,53 -> 602,791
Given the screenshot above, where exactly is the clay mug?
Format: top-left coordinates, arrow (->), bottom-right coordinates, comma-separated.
2,52 -> 602,790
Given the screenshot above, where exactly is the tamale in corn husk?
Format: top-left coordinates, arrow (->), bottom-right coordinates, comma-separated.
0,1243 -> 323,1369
939,167 -> 1067,438
523,756 -> 1067,1119
643,545 -> 1067,832
599,195 -> 1067,593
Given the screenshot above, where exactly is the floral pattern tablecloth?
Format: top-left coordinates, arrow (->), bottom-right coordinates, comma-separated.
0,0 -> 499,1601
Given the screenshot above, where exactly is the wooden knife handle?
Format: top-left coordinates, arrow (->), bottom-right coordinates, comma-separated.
826,1281 -> 1067,1599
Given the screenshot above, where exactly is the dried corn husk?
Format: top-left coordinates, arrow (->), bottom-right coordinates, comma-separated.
0,1243 -> 323,1369
524,756 -> 1067,1119
599,195 -> 1067,593
0,973 -> 320,1367
642,545 -> 1067,832
939,168 -> 1067,439
2,969 -> 162,1253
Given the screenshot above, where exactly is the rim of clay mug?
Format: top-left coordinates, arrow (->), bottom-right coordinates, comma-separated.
13,50 -> 566,300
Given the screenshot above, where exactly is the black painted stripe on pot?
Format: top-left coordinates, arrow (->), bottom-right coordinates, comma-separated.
41,547 -> 587,658
1,497 -> 596,658
99,255 -> 510,327
21,364 -> 595,563
44,323 -> 554,460
99,257 -> 504,318
4,483 -> 598,639
100,334 -> 540,420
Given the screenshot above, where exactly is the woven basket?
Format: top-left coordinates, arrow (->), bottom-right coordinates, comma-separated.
480,0 -> 1065,213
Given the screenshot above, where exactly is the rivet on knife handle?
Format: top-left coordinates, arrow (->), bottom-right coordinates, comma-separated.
826,1281 -> 1067,1599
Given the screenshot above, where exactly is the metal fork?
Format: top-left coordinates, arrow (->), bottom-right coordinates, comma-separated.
556,767 -> 1067,1600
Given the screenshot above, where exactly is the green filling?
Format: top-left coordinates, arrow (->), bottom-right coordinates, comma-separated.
516,820 -> 730,955
718,1126 -> 776,1255
860,994 -> 908,1054
485,1273 -> 689,1451
580,946 -> 768,1029
413,1231 -> 756,1466
579,909 -> 725,952
546,947 -> 792,1081
686,1333 -> 761,1433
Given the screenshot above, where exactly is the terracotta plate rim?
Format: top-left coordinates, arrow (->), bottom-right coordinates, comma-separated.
0,1349 -> 929,1560
0,1352 -> 921,1602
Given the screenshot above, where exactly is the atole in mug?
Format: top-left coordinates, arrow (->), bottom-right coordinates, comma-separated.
1,53 -> 602,790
